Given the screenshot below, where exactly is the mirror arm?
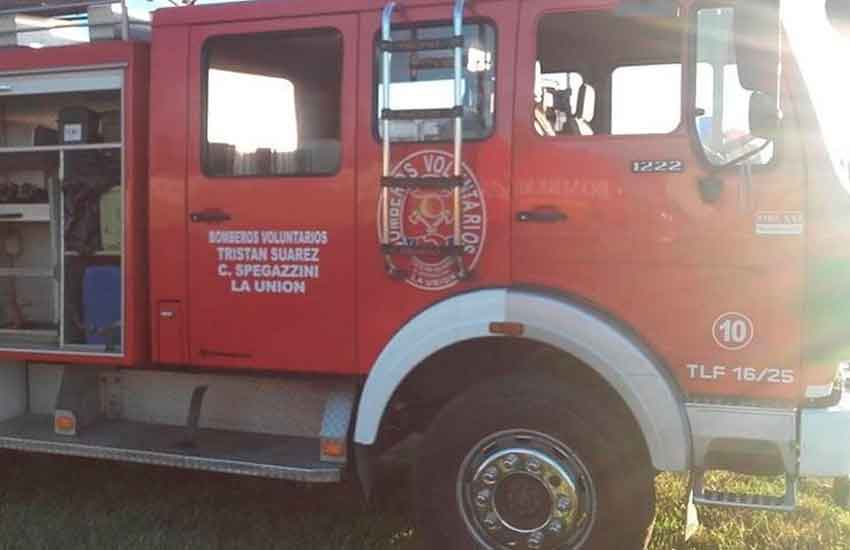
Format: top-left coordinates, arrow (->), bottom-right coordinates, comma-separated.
710,138 -> 773,174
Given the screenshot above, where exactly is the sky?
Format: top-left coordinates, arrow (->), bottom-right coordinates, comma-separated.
127,0 -> 233,11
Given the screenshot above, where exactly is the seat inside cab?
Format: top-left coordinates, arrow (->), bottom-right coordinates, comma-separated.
533,9 -> 683,137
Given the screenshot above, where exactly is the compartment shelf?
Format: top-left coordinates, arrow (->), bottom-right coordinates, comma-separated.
0,267 -> 54,278
0,143 -> 122,154
64,251 -> 120,257
60,343 -> 122,354
0,204 -> 51,223
0,328 -> 59,346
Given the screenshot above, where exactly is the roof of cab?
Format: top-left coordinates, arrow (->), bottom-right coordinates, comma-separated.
152,0 -> 491,27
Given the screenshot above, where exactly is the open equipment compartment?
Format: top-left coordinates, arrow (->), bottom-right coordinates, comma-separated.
0,67 -> 126,356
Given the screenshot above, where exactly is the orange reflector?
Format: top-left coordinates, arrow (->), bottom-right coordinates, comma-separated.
55,414 -> 76,434
321,438 -> 346,459
489,322 -> 525,337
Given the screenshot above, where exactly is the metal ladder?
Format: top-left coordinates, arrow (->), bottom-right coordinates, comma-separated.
379,0 -> 469,280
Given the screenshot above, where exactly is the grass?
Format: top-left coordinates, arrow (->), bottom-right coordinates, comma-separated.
0,451 -> 848,549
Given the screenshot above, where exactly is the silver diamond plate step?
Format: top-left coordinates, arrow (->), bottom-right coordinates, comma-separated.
0,414 -> 342,482
692,470 -> 797,512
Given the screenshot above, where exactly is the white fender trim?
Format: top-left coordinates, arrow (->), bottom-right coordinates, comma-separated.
506,290 -> 690,471
355,289 -> 509,447
354,288 -> 691,472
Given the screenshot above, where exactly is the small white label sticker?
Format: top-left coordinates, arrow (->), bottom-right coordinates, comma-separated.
63,123 -> 83,143
755,211 -> 803,236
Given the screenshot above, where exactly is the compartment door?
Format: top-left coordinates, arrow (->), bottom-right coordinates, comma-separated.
185,15 -> 357,373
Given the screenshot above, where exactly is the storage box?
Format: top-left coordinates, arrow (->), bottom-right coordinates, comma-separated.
58,107 -> 100,144
99,186 -> 121,252
0,122 -> 58,147
87,4 -> 152,43
82,266 -> 121,347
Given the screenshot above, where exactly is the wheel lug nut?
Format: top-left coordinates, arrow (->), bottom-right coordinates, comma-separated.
482,467 -> 499,485
475,489 -> 491,508
502,453 -> 519,470
484,512 -> 500,531
526,458 -> 542,474
557,496 -> 572,513
528,531 -> 545,549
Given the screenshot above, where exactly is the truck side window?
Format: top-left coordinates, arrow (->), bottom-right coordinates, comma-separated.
204,28 -> 342,177
535,11 -> 684,137
376,22 -> 496,142
695,8 -> 774,166
611,64 -> 682,134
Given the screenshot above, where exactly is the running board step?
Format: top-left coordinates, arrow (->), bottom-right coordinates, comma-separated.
692,471 -> 797,512
379,36 -> 463,52
0,414 -> 342,483
381,175 -> 464,189
381,106 -> 463,120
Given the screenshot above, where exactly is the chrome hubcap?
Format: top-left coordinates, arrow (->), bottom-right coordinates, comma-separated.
457,430 -> 597,550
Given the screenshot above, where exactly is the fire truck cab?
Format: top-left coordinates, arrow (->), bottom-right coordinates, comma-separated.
0,0 -> 847,548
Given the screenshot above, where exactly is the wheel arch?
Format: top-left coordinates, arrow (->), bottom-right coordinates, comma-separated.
354,287 -> 691,472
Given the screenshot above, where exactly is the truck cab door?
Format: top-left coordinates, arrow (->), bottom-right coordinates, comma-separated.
512,3 -> 806,401
184,15 -> 357,373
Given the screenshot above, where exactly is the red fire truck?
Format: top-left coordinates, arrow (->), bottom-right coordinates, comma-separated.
0,0 -> 847,547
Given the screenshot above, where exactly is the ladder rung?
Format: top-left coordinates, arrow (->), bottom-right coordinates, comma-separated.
382,107 -> 463,121
380,36 -> 464,52
381,244 -> 464,257
410,56 -> 455,71
381,176 -> 464,189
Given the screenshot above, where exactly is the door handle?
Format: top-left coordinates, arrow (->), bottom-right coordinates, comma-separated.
516,207 -> 567,223
190,209 -> 232,223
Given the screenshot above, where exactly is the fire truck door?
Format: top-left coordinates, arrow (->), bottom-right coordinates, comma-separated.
512,3 -> 806,400
184,16 -> 358,373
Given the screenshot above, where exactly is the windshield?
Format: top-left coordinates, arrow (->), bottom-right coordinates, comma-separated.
784,0 -> 850,192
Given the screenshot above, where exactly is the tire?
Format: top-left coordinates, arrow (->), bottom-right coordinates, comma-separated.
414,372 -> 656,550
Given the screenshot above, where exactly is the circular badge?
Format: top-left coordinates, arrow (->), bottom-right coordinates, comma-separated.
378,150 -> 487,291
712,312 -> 754,351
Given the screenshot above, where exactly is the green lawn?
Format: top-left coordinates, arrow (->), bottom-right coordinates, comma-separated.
0,451 -> 848,549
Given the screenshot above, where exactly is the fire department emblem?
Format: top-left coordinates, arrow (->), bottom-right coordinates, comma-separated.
378,150 -> 487,291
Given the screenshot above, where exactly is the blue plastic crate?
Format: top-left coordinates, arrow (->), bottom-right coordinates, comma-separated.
82,266 -> 121,346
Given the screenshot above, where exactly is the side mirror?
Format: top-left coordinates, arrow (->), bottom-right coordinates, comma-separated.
749,91 -> 782,140
827,0 -> 850,37
734,0 -> 781,94
615,0 -> 679,17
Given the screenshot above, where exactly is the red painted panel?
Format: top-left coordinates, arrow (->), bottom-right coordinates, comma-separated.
149,26 -> 191,365
355,2 -> 517,374
157,301 -> 186,364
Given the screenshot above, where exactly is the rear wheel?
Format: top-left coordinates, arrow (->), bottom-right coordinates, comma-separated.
414,372 -> 656,550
